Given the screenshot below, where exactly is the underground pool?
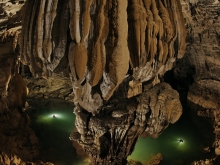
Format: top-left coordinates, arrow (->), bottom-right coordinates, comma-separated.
27,98 -> 214,165
128,107 -> 214,165
27,98 -> 89,165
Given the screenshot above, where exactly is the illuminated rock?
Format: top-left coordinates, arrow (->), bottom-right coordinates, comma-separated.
70,82 -> 182,164
147,153 -> 163,165
19,0 -> 186,110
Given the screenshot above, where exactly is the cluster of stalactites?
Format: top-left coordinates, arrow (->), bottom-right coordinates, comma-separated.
19,0 -> 129,103
20,0 -> 69,78
19,0 -> 186,113
128,0 -> 186,82
68,0 -> 130,104
128,0 -> 186,66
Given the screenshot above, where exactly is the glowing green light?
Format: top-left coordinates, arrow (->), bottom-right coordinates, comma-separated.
178,139 -> 184,144
36,112 -> 66,123
35,111 -> 76,134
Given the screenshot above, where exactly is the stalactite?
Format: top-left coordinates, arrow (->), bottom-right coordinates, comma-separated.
128,0 -> 147,67
146,3 -> 154,64
152,0 -> 164,65
13,73 -> 28,110
20,0 -> 32,64
89,0 -> 107,87
158,0 -> 173,61
170,0 -> 186,58
100,0 -> 129,100
43,0 -> 58,61
36,0 -> 46,62
82,0 -> 93,42
47,0 -> 69,73
69,0 -> 81,43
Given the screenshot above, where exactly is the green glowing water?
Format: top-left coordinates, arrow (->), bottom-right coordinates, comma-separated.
128,109 -> 214,165
28,99 -> 213,165
27,98 -> 88,165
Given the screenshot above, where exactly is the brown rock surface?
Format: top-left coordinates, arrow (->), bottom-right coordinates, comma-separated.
174,0 -> 220,164
5,0 -> 219,164
70,82 -> 182,165
18,0 -> 186,114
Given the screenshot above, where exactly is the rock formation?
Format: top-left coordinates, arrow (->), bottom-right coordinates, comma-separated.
0,0 -> 189,164
175,0 -> 220,164
0,19 -> 51,165
0,0 -> 186,164
19,0 -> 186,114
7,0 -> 220,164
70,83 -> 182,165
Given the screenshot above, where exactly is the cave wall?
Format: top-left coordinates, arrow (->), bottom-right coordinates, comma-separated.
176,0 -> 220,164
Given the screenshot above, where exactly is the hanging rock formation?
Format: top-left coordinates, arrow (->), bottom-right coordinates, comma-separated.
0,0 -> 186,164
70,83 -> 182,165
19,0 -> 186,115
2,0 -> 220,164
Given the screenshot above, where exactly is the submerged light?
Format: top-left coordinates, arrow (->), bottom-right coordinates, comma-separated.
50,113 -> 62,119
178,139 -> 184,143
